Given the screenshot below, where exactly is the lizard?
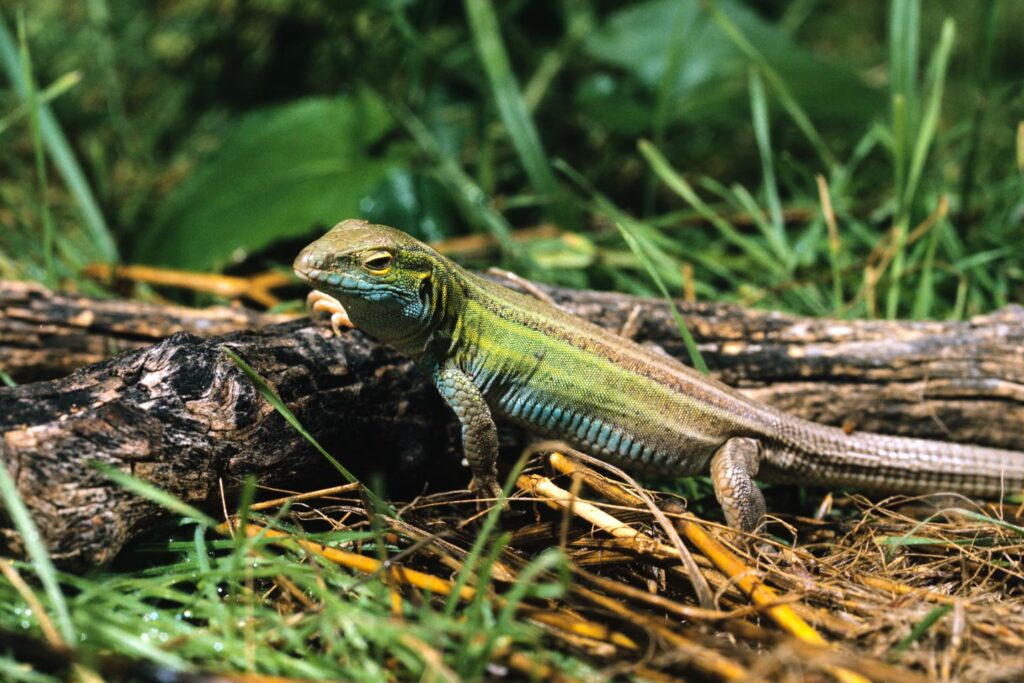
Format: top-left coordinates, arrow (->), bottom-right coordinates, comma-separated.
293,218 -> 1024,532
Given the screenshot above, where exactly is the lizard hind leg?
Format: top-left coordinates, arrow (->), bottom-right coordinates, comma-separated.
710,437 -> 767,533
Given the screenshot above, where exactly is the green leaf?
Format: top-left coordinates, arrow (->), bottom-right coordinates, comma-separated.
138,93 -> 396,269
582,0 -> 882,128
361,167 -> 458,243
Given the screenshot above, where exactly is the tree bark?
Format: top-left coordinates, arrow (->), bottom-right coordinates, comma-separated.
2,279 -> 1023,566
0,280 -> 290,383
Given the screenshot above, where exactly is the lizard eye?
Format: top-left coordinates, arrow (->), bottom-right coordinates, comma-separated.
362,252 -> 393,274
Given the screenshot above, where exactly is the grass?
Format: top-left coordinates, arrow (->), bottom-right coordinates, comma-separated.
464,0 -> 580,232
2,445 -> 1023,680
2,0 -> 1024,680
0,13 -> 117,269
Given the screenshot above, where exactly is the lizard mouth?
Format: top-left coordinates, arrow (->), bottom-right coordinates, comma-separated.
293,267 -> 315,284
293,247 -> 369,293
293,245 -> 332,285
293,266 -> 325,286
293,258 -> 346,290
294,267 -> 369,294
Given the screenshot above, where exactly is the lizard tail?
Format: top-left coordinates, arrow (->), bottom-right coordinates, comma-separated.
759,420 -> 1024,498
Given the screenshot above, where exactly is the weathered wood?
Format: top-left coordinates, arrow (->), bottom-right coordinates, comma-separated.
1,279 -> 1023,566
1,322 -> 451,566
0,280 -> 290,383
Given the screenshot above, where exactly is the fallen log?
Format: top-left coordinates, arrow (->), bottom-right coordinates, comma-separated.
0,280 -> 290,383
1,280 -> 1023,566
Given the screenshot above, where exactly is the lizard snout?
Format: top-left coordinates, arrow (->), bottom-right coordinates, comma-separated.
293,243 -> 327,283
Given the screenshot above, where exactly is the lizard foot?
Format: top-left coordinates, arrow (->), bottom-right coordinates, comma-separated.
469,475 -> 503,503
710,437 -> 767,534
306,290 -> 353,336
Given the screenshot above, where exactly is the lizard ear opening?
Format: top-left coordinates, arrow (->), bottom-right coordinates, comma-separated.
418,273 -> 433,305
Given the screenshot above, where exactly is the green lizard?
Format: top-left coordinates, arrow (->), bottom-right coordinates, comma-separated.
294,219 -> 1024,531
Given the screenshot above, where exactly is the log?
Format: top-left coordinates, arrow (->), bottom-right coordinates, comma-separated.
0,280 -> 290,383
2,279 -> 1023,566
1,321 -> 451,566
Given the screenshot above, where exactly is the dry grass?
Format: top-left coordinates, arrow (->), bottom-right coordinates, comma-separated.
232,447 -> 1024,682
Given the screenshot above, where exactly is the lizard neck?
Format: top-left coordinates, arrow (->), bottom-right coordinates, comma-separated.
392,257 -> 474,364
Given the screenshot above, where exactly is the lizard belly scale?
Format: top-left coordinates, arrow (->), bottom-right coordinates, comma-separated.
493,383 -> 688,473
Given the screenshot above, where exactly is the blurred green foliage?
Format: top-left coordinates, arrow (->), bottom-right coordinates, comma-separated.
583,0 -> 883,130
0,0 -> 1022,314
139,92 -> 397,269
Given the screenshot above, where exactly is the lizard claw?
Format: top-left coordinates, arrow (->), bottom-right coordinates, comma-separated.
306,290 -> 353,336
469,475 -> 503,502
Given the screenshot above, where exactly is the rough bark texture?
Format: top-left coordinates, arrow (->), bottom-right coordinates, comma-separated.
0,280 -> 290,383
1,321 -> 450,566
2,279 -> 1023,566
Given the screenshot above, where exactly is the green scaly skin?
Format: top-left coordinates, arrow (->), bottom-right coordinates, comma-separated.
294,219 -> 1024,531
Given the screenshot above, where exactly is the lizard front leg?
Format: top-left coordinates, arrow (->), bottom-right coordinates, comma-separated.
710,437 -> 767,533
433,365 -> 502,499
306,290 -> 353,336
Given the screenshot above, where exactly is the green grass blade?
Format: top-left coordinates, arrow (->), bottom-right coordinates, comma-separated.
701,0 -> 835,169
886,18 -> 955,319
396,104 -> 530,270
0,655 -> 57,682
468,548 -> 566,678
943,507 -> 1024,538
729,182 -> 790,270
889,0 -> 919,203
16,10 -> 56,287
639,140 -> 785,279
0,454 -> 75,643
889,0 -> 920,96
902,19 -> 955,211
748,68 -> 785,244
464,0 -> 577,230
0,69 -> 80,137
0,14 -> 118,263
614,218 -> 710,375
890,604 -> 952,656
889,0 -> 920,131
910,224 -> 941,319
443,450 -> 530,618
221,347 -> 396,517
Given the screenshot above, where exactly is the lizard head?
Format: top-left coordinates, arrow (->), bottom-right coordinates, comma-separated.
294,219 -> 451,349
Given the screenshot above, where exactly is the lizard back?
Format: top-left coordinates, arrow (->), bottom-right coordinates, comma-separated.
446,269 -> 1024,494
